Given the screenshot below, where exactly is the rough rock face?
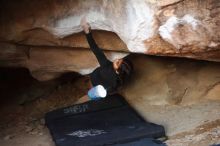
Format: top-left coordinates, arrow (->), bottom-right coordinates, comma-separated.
0,0 -> 220,80
122,54 -> 220,106
0,42 -> 127,81
120,54 -> 220,136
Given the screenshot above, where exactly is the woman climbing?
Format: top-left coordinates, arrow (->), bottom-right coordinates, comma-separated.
76,17 -> 133,103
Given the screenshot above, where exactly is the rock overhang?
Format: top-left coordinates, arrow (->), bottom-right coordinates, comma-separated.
0,0 -> 219,80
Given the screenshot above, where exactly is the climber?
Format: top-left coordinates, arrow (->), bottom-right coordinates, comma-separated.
76,17 -> 133,103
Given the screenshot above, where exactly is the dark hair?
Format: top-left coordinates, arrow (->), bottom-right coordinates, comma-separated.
117,58 -> 133,85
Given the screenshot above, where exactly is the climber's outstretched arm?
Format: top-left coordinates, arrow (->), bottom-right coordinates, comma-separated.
81,17 -> 110,66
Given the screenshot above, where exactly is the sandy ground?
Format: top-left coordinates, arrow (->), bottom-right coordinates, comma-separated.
0,72 -> 220,146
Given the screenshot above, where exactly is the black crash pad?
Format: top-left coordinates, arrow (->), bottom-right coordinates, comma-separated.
114,138 -> 166,146
45,94 -> 165,146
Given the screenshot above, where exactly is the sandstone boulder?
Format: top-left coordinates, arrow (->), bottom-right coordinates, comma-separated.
0,0 -> 219,80
122,54 -> 220,105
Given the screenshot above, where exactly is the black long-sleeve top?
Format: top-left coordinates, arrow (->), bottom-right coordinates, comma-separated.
86,32 -> 120,94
